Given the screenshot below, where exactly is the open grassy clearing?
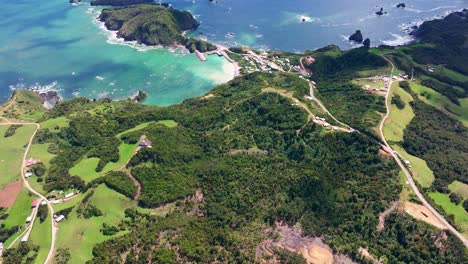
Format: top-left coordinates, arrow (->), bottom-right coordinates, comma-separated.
55,185 -> 134,263
0,125 -> 36,189
352,79 -> 385,91
29,212 -> 52,264
356,67 -> 390,78
434,65 -> 468,83
115,120 -> 177,138
392,145 -> 434,188
70,120 -> 178,182
429,192 -> 468,236
448,181 -> 468,200
27,143 -> 56,194
69,158 -> 100,182
1,91 -> 44,121
383,83 -> 415,142
2,188 -> 34,228
39,116 -> 69,131
409,82 -> 468,126
101,143 -> 138,173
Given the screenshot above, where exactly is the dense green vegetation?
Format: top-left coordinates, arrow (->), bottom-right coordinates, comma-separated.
3,125 -> 22,138
400,82 -> 467,192
98,4 -> 216,53
307,47 -> 387,135
409,9 -> 468,75
94,171 -> 137,199
99,4 -> 199,46
17,71 -> 464,263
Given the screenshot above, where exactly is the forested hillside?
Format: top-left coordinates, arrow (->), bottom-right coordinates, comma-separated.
13,72 -> 464,263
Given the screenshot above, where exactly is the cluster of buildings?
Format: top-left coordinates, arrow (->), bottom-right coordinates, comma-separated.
24,158 -> 38,179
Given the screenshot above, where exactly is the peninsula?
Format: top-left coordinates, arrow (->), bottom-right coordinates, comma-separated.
99,4 -> 216,53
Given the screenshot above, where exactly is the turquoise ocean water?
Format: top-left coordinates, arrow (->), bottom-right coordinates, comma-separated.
1,0 -> 466,104
0,0 -> 234,105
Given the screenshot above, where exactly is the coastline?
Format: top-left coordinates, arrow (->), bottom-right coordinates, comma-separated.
3,4 -> 463,106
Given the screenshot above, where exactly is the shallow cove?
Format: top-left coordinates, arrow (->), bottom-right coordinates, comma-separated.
0,0 -> 234,105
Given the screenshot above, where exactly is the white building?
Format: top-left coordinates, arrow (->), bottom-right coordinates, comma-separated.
64,192 -> 74,199
26,216 -> 32,223
55,215 -> 65,223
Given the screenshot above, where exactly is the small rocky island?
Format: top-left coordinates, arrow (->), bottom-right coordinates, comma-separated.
99,4 -> 216,53
396,3 -> 406,8
348,30 -> 363,43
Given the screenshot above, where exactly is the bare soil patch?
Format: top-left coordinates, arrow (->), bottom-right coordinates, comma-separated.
404,202 -> 446,229
255,223 -> 353,264
0,181 -> 22,207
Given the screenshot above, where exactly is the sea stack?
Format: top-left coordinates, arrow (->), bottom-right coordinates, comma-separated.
349,30 -> 363,43
375,7 -> 384,16
363,38 -> 370,48
396,3 -> 406,8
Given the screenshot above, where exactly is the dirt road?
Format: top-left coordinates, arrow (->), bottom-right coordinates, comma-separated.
0,118 -> 57,262
378,56 -> 468,247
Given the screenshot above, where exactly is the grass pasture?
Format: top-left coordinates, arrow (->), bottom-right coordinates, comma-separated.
28,143 -> 56,194
29,212 -> 52,264
0,125 -> 36,189
409,82 -> 468,126
429,192 -> 468,236
392,145 -> 434,188
448,181 -> 468,200
1,90 -> 44,121
39,116 -> 69,131
68,158 -> 100,182
383,82 -> 415,142
55,185 -> 134,263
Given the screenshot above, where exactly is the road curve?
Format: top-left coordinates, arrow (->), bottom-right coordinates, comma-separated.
378,56 -> 468,247
0,120 -> 57,263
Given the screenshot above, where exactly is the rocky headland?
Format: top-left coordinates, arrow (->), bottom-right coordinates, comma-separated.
91,0 -> 154,6
99,4 -> 216,53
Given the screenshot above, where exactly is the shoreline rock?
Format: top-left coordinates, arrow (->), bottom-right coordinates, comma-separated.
349,30 -> 363,43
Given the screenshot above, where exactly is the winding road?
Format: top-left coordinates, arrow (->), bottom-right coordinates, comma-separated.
0,101 -> 57,263
378,56 -> 468,247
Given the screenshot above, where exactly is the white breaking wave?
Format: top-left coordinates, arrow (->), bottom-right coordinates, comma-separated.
9,81 -> 59,93
381,33 -> 414,46
404,6 -> 457,14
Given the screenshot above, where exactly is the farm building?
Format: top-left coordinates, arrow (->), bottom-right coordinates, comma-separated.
31,199 -> 40,208
25,172 -> 33,178
26,216 -> 32,223
139,139 -> 152,148
64,192 -> 74,199
25,158 -> 37,167
55,215 -> 65,223
21,235 -> 29,243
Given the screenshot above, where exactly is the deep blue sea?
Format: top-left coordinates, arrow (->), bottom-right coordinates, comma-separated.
0,0 -> 466,104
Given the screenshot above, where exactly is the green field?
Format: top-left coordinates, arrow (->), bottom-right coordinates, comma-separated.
352,78 -> 385,91
39,116 -> 69,131
55,185 -> 134,263
101,143 -> 138,173
448,181 -> 468,200
392,145 -> 434,188
2,188 -> 35,228
69,120 -> 178,182
409,82 -> 468,126
27,143 -> 56,194
0,125 -> 36,189
29,211 -> 52,264
0,91 -> 45,122
115,120 -> 177,138
429,192 -> 468,236
68,158 -> 100,182
434,65 -> 468,83
383,82 -> 415,142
